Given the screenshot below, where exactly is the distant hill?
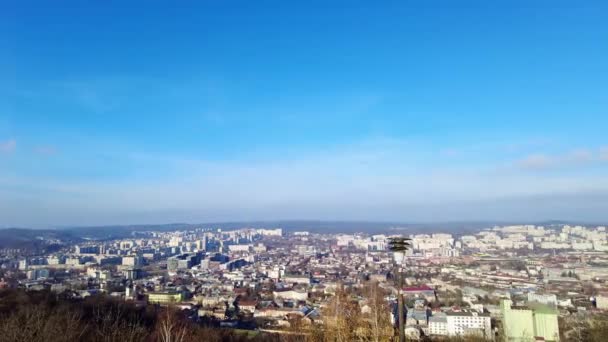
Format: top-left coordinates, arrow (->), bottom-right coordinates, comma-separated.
59,220 -> 519,237
1,219 -> 593,244
0,228 -> 81,251
60,220 -> 493,238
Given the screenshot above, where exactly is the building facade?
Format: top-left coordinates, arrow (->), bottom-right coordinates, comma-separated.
501,299 -> 559,341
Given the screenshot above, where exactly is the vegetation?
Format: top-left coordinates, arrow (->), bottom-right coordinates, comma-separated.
0,289 -> 272,342
560,313 -> 608,342
578,315 -> 608,342
0,228 -> 77,253
2,288 -> 606,342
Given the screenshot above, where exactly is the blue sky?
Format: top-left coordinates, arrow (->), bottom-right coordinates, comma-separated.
1,1 -> 608,226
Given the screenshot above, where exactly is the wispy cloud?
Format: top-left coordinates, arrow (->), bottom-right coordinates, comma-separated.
0,139 -> 16,154
435,137 -> 553,161
517,154 -> 554,169
516,148 -> 607,170
600,146 -> 608,161
2,136 -> 608,226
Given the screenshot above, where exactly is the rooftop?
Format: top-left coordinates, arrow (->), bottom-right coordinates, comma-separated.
404,285 -> 434,292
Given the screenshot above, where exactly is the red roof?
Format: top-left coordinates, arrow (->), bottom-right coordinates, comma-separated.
238,300 -> 258,306
403,285 -> 434,292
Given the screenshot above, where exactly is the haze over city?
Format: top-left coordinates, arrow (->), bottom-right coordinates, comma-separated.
2,1 -> 608,227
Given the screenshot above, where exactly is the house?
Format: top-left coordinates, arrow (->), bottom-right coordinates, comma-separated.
254,307 -> 305,319
198,307 -> 226,320
596,295 -> 608,310
273,288 -> 308,301
238,299 -> 258,313
369,273 -> 388,282
283,274 -> 311,285
78,289 -> 101,298
403,285 -> 436,302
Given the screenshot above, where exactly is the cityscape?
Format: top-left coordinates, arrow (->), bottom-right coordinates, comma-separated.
2,1 -> 608,341
1,222 -> 607,341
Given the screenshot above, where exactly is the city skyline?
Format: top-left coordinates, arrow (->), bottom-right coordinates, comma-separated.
2,1 -> 608,226
2,221 -> 606,341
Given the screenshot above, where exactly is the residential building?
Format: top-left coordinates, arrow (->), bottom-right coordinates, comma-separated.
147,292 -> 184,305
446,310 -> 492,339
428,314 -> 448,336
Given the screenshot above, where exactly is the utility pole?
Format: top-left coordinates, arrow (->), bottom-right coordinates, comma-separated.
398,265 -> 405,342
389,237 -> 412,342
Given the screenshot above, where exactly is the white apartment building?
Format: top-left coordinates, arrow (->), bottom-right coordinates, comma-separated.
120,241 -> 135,249
256,228 -> 283,236
228,244 -> 251,252
283,274 -> 311,285
572,241 -> 593,250
336,235 -> 355,246
122,255 -> 143,267
428,314 -> 448,336
528,292 -> 558,306
47,256 -> 63,265
540,242 -> 570,249
445,311 -> 492,339
65,257 -> 83,265
169,236 -> 183,247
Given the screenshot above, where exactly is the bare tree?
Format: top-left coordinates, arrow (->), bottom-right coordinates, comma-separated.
155,308 -> 187,342
364,282 -> 392,342
321,285 -> 364,342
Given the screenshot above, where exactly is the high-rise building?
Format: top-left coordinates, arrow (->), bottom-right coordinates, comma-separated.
75,245 -> 100,254
26,268 -> 50,280
169,236 -> 183,247
195,237 -> 207,251
167,253 -> 203,272
122,256 -> 143,267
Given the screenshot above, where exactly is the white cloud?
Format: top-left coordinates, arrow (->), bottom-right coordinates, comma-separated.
516,147 -> 607,170
4,144 -> 608,212
517,154 -> 554,169
0,139 -> 16,154
600,146 -> 608,161
565,149 -> 594,163
2,137 -> 608,226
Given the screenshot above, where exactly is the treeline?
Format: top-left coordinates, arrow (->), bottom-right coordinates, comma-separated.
0,289 -> 274,342
0,284 -> 478,342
